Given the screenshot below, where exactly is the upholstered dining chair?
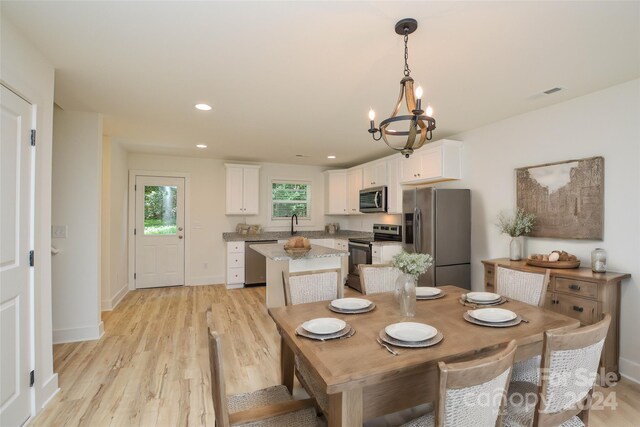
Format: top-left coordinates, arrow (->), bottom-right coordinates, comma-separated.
496,266 -> 550,384
358,264 -> 403,295
207,327 -> 322,427
502,314 -> 611,427
283,268 -> 343,306
399,340 -> 518,427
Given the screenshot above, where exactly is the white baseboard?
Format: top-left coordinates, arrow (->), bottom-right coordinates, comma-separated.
620,357 -> 640,385
187,275 -> 225,286
37,373 -> 60,411
101,283 -> 129,311
53,321 -> 104,344
226,283 -> 244,290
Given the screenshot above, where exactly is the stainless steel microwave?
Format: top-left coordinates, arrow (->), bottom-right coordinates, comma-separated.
359,186 -> 387,213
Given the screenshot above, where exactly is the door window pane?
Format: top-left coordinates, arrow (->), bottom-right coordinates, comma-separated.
144,185 -> 177,235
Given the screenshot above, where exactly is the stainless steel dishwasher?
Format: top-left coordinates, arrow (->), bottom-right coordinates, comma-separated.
245,240 -> 277,285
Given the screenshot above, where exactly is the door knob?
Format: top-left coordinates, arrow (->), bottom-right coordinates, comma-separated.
178,235 -> 183,239
178,227 -> 183,231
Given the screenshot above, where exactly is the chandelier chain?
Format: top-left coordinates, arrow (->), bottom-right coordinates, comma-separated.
403,29 -> 411,77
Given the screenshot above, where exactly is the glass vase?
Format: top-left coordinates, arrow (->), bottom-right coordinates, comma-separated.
591,248 -> 607,272
509,237 -> 522,261
395,273 -> 417,317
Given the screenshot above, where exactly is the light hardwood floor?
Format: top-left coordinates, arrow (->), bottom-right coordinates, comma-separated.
32,285 -> 640,426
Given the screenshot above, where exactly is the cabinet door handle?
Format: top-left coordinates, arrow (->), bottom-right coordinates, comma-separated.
569,284 -> 581,291
573,305 -> 584,313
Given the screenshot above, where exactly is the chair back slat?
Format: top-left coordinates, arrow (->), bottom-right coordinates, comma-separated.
208,328 -> 230,427
283,268 -> 342,305
358,264 -> 402,295
496,265 -> 549,307
436,340 -> 517,427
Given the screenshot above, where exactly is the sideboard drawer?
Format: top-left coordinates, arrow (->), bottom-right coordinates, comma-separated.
484,264 -> 495,288
555,277 -> 598,299
552,293 -> 598,325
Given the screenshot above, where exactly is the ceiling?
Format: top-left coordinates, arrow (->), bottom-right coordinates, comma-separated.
3,1 -> 639,167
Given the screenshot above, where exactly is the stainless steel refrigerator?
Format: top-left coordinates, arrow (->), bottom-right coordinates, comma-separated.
402,187 -> 471,289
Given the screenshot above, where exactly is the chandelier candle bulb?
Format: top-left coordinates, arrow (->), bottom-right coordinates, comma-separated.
426,106 -> 433,117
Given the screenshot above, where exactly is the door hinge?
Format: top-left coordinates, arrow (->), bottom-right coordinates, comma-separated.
30,370 -> 35,387
30,129 -> 36,146
134,228 -> 137,235
134,273 -> 137,279
29,250 -> 34,267
135,184 -> 137,191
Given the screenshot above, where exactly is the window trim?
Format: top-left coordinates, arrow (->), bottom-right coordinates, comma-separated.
270,179 -> 312,221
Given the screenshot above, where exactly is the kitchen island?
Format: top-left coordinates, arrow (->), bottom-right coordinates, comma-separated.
250,243 -> 348,308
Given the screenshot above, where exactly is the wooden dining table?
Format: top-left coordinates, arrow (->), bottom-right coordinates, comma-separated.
268,285 -> 581,426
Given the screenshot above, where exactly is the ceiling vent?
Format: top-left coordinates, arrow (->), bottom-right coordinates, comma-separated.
543,87 -> 563,95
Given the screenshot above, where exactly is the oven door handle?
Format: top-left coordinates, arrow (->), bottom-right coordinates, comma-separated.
349,242 -> 372,249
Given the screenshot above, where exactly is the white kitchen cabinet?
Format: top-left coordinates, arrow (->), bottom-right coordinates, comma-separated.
324,170 -> 348,215
371,243 -> 403,265
225,164 -> 261,215
334,239 -> 348,251
310,238 -> 334,249
385,157 -> 403,214
362,160 -> 387,189
226,241 -> 245,286
399,140 -> 462,184
347,167 -> 363,215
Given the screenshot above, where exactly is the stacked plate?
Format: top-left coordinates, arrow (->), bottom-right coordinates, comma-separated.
463,308 -> 522,328
329,297 -> 375,314
296,317 -> 354,340
463,292 -> 507,306
416,287 -> 444,300
378,322 -> 444,348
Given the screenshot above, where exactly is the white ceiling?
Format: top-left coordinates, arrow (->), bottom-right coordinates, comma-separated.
3,1 -> 639,167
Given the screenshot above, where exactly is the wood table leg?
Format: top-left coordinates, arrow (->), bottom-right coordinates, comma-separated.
328,388 -> 363,427
280,337 -> 295,393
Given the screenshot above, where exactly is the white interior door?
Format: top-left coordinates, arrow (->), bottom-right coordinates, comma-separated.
135,176 -> 185,288
1,85 -> 34,426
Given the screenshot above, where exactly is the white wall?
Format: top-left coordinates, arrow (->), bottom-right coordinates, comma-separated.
433,79 -> 640,382
101,137 -> 128,310
1,18 -> 58,414
52,110 -> 103,343
127,154 -> 329,285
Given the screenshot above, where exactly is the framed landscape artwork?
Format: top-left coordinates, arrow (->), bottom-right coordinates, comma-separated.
516,156 -> 604,240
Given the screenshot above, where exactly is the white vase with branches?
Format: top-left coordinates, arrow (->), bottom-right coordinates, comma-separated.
497,208 -> 536,260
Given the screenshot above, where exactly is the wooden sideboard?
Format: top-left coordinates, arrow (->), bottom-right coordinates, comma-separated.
482,258 -> 630,380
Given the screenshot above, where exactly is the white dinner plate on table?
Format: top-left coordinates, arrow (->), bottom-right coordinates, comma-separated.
330,298 -> 372,310
466,292 -> 501,303
468,308 -> 517,323
385,322 -> 438,342
302,318 -> 346,335
416,287 -> 442,297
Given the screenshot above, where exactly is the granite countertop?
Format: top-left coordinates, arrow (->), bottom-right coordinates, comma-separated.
249,243 -> 349,261
222,229 -> 372,242
371,241 -> 404,246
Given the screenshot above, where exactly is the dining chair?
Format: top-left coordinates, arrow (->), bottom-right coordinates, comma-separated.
502,314 -> 611,427
207,327 -> 322,427
496,265 -> 550,384
400,340 -> 517,427
358,264 -> 402,295
283,268 -> 343,306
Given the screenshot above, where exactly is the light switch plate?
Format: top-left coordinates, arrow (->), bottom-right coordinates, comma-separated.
52,225 -> 67,239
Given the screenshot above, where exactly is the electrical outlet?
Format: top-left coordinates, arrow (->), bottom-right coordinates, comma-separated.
51,225 -> 67,239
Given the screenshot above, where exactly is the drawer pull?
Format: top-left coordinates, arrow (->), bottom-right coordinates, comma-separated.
569,284 -> 581,291
573,305 -> 584,313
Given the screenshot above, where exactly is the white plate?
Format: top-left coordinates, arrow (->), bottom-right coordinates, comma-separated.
416,287 -> 442,297
384,322 -> 438,342
466,292 -> 501,303
330,298 -> 372,310
302,318 -> 346,335
469,308 -> 517,323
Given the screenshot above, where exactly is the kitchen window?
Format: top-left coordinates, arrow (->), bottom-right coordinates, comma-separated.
271,181 -> 311,220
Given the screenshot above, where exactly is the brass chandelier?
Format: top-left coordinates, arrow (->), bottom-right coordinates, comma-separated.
368,18 -> 436,158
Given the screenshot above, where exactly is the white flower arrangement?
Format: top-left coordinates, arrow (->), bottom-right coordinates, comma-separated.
391,251 -> 434,279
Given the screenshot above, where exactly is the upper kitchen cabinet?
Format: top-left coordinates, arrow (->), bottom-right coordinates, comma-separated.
399,139 -> 462,184
347,167 -> 363,215
386,157 -> 403,214
325,170 -> 348,215
362,160 -> 387,189
225,164 -> 261,215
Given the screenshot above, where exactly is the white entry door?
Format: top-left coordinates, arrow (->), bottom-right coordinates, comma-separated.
1,85 -> 34,426
135,176 -> 185,288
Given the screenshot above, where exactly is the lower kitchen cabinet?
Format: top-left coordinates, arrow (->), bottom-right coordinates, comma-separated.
482,258 -> 630,380
372,243 -> 402,264
226,242 -> 245,286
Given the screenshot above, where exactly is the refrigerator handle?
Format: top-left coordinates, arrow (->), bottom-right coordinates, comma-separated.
414,207 -> 422,253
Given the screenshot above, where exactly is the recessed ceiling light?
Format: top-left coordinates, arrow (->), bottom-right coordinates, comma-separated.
195,103 -> 212,111
327,155 -> 336,159
196,144 -> 208,149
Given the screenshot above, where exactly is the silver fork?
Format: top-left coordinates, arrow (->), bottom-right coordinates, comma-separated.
376,338 -> 399,356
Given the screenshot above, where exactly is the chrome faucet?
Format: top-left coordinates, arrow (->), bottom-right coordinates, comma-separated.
291,214 -> 298,235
